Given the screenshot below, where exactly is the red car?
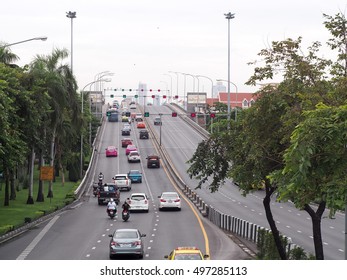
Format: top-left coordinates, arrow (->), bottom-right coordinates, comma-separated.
121,138 -> 133,148
106,146 -> 118,157
125,145 -> 137,155
137,122 -> 146,129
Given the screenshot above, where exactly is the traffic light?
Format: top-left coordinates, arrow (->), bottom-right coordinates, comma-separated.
151,95 -> 155,98
172,112 -> 178,117
144,112 -> 149,117
191,112 -> 196,118
123,94 -> 126,98
135,95 -> 138,98
106,111 -> 111,117
110,94 -> 114,98
174,95 -> 178,99
163,95 -> 166,99
210,113 -> 216,118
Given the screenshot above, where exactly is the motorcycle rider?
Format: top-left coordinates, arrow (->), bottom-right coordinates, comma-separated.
98,172 -> 104,183
106,198 -> 117,215
122,198 -> 130,212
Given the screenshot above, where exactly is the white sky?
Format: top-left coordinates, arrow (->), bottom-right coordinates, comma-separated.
2,0 -> 347,96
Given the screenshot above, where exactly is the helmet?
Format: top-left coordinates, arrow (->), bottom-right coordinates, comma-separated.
110,198 -> 114,202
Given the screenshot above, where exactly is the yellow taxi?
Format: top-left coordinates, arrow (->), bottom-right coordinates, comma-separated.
164,247 -> 209,260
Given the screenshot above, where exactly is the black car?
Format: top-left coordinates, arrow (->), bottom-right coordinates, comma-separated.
139,130 -> 149,139
122,127 -> 131,136
146,155 -> 160,168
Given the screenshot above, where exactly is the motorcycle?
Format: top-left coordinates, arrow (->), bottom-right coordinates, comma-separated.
108,209 -> 116,219
93,184 -> 99,197
122,209 -> 130,222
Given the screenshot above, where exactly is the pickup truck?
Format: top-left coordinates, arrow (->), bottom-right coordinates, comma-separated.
113,174 -> 132,191
97,183 -> 120,205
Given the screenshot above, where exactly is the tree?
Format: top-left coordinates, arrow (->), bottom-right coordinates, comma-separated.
271,104 -> 347,259
30,48 -> 79,198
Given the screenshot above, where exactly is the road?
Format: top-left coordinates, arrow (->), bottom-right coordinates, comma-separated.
145,104 -> 345,260
0,105 -> 248,260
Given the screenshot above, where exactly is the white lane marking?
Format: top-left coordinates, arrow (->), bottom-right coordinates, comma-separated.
16,215 -> 60,260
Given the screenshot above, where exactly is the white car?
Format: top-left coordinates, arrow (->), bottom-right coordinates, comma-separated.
113,174 -> 132,191
158,192 -> 181,211
129,193 -> 149,212
128,151 -> 141,163
130,104 -> 137,109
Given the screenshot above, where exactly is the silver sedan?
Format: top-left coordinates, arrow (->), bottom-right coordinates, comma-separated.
158,191 -> 181,211
108,228 -> 146,259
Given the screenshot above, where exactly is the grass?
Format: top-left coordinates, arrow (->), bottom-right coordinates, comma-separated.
0,170 -> 79,235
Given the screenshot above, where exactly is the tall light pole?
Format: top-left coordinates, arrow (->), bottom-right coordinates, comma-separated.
2,36 -> 47,47
216,79 -> 238,121
224,12 -> 235,127
66,11 -> 76,74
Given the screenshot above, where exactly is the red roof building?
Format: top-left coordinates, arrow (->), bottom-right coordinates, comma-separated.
206,92 -> 257,109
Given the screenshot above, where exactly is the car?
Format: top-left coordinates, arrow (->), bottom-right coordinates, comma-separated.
154,117 -> 162,125
135,114 -> 143,122
121,138 -> 133,148
146,155 -> 160,168
122,116 -> 129,122
129,193 -> 149,212
105,146 -> 118,157
125,144 -> 137,155
108,228 -> 146,259
121,127 -> 131,136
137,122 -> 146,129
139,130 -> 149,139
113,174 -> 132,191
130,104 -> 137,110
128,170 -> 143,183
123,123 -> 131,131
128,151 -> 141,163
158,191 -> 181,211
164,247 -> 209,260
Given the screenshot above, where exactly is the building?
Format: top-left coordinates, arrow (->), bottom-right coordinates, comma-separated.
206,91 -> 257,109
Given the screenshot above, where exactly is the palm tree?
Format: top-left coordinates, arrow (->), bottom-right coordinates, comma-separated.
0,46 -> 19,65
31,48 -> 79,198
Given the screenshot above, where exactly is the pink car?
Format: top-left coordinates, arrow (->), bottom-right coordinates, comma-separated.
106,146 -> 118,157
125,144 -> 137,155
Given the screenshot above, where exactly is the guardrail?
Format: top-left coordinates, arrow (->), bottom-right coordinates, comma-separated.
143,103 -> 299,257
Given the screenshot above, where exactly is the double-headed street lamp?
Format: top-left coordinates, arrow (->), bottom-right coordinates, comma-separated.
2,36 -> 47,47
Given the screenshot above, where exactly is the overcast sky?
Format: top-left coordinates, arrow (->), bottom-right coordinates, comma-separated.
2,0 -> 347,96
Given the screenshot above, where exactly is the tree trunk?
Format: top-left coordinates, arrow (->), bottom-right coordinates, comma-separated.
304,202 -> 326,260
27,147 -> 35,205
47,127 -> 56,198
4,167 -> 9,206
9,170 -> 16,200
263,182 -> 287,260
36,152 -> 44,202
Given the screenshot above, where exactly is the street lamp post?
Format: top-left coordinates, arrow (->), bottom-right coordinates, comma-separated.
2,37 -> 48,48
169,71 -> 179,102
179,72 -> 196,110
224,12 -> 235,127
196,75 -> 214,98
163,73 -> 173,102
216,79 -> 238,121
66,11 -> 76,74
80,78 -> 110,178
